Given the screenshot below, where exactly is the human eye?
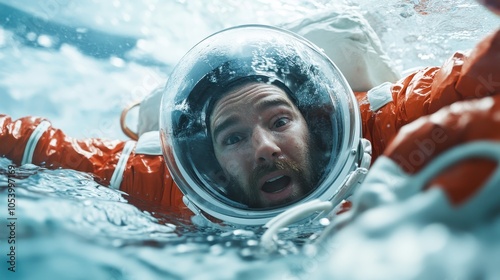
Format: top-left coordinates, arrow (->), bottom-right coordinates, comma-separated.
223,134 -> 244,146
273,117 -> 290,129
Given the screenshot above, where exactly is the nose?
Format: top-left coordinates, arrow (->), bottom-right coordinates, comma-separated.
253,127 -> 281,163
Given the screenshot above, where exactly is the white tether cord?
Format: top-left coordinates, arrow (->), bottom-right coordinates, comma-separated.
261,199 -> 333,250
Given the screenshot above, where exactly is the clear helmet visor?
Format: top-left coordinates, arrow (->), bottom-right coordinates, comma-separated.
160,25 -> 362,225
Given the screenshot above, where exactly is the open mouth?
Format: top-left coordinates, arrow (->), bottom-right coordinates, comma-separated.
261,175 -> 291,194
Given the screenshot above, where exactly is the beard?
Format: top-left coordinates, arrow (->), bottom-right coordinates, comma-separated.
225,155 -> 318,208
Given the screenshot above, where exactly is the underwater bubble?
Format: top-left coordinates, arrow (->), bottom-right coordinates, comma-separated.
110,56 -> 125,67
37,34 -> 53,48
210,244 -> 224,256
232,229 -> 256,238
26,32 -> 37,41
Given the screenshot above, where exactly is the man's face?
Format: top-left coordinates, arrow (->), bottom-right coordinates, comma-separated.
210,82 -> 315,208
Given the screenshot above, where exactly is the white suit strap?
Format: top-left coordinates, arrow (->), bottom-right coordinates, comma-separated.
21,120 -> 51,165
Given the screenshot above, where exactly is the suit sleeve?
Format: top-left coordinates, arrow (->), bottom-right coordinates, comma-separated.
357,29 -> 500,161
1,114 -> 125,183
383,94 -> 500,206
0,115 -> 185,210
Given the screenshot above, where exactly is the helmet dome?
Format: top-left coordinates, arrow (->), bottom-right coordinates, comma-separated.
160,24 -> 362,225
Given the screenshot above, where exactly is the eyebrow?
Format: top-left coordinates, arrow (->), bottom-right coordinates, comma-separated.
255,98 -> 294,112
212,116 -> 239,143
211,97 -> 295,142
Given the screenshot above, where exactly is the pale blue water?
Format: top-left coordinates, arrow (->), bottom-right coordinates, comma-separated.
0,157 -> 314,279
1,1 -> 499,279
